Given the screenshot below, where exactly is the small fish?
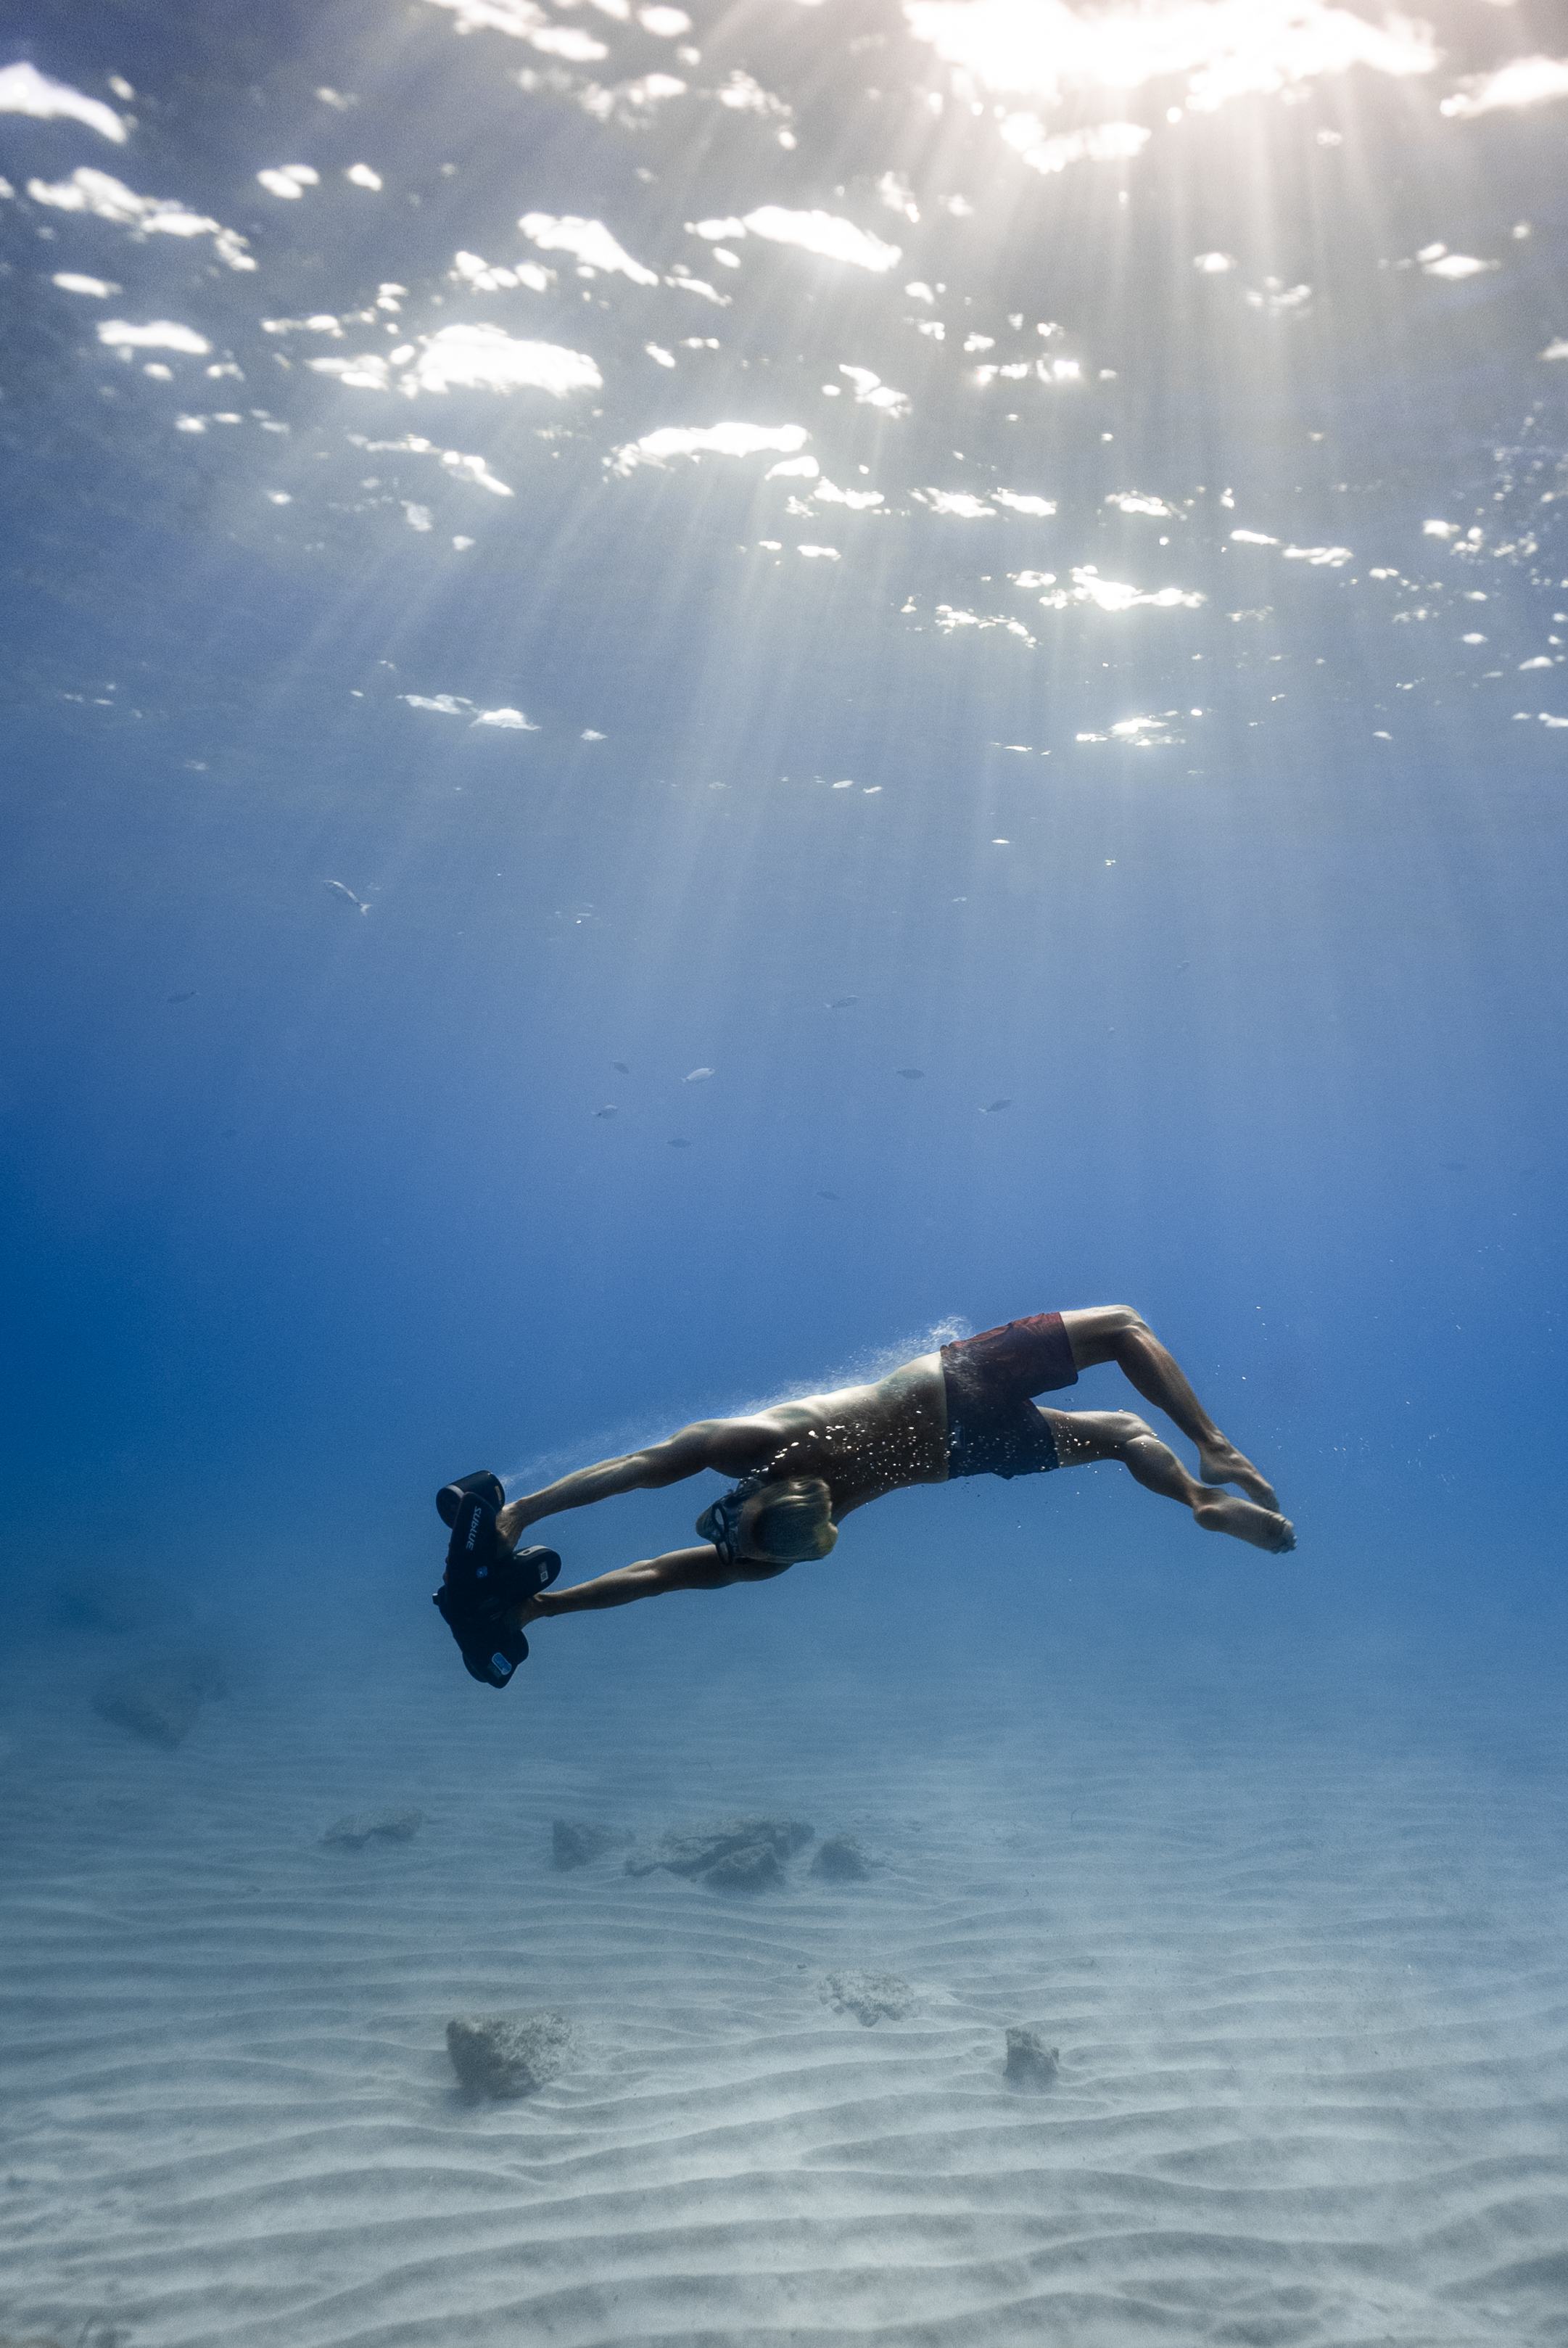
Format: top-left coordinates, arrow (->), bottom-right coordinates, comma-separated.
323,879 -> 370,915
983,1098 -> 1012,1113
593,1105 -> 618,1119
827,995 -> 857,1010
896,1068 -> 924,1079
166,990 -> 197,1004
612,1061 -> 630,1074
669,1137 -> 691,1148
817,1190 -> 840,1200
684,1066 -> 714,1082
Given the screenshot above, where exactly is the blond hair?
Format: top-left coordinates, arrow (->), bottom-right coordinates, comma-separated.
740,1477 -> 838,1563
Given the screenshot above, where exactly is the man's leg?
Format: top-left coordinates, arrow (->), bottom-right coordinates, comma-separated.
1058,1306 -> 1279,1509
1047,1409 -> 1295,1554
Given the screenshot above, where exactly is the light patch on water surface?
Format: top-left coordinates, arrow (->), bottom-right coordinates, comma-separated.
1194,251 -> 1237,273
575,73 -> 689,128
97,318 -> 210,355
345,164 -> 382,190
1540,339 -> 1568,362
1440,55 -> 1568,120
838,366 -> 910,415
426,0 -> 552,29
452,250 -> 555,292
1110,712 -> 1182,742
878,170 -> 920,221
665,272 -> 730,305
798,543 -> 841,559
814,479 -> 885,508
263,315 -> 344,338
440,450 -> 513,495
530,25 -> 611,59
257,165 -> 320,199
1417,247 -> 1498,280
1283,543 -> 1353,565
766,455 -> 820,479
352,434 -> 515,496
402,693 -> 471,713
993,491 -> 1056,516
425,0 -> 626,54
0,61 -> 126,141
934,606 -> 1037,644
27,168 -> 255,269
917,490 -> 996,517
1231,528 -> 1280,544
471,706 -> 538,728
53,273 -> 120,297
739,208 -> 901,272
1245,279 -> 1312,316
999,116 -> 1152,173
713,71 -> 791,122
1107,492 -> 1176,516
610,421 -> 809,473
314,326 -> 601,397
904,0 -> 1440,114
1041,567 -> 1205,611
519,211 -> 659,284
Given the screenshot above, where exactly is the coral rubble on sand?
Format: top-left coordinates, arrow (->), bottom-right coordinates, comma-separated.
321,1808 -> 425,1850
1003,2025 -> 1060,2087
446,2011 -> 574,2097
626,1816 -> 814,1890
91,1653 -> 226,1750
810,1832 -> 872,1882
551,1817 -> 630,1869
819,1969 -> 915,2025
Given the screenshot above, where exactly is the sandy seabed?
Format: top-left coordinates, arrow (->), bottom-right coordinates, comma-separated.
1,1603 -> 1565,2348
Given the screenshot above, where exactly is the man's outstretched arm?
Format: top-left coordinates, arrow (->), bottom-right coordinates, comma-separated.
497,1418 -> 771,1544
511,1544 -> 791,1624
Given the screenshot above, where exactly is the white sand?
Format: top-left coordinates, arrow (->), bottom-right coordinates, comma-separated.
2,1620 -> 1566,2347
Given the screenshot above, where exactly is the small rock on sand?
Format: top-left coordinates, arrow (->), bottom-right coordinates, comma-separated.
627,1816 -> 813,1892
446,2011 -> 574,2097
810,1833 -> 872,1882
91,1653 -> 226,1750
819,1969 -> 915,2026
1004,2026 -> 1060,2088
321,1809 -> 425,1850
552,1818 -> 630,1870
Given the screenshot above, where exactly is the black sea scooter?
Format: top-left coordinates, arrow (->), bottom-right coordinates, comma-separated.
432,1472 -> 560,1689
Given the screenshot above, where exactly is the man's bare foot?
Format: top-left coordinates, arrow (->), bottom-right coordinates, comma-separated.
1196,1438 -> 1279,1512
495,1500 -> 531,1549
1192,1494 -> 1296,1554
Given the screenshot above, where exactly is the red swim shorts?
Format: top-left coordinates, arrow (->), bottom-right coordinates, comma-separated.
941,1311 -> 1078,1480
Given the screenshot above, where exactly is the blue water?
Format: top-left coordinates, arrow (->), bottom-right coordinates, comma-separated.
2,4 -> 1566,2342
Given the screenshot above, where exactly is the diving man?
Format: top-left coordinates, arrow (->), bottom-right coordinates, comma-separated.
437,1309 -> 1293,1675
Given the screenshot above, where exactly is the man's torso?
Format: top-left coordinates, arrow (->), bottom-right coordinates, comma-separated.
728,1353 -> 949,1517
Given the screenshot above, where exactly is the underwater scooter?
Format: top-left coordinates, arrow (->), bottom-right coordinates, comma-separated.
432,1471 -> 561,1689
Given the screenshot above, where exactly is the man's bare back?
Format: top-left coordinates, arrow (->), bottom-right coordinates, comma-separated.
476,1306 -> 1295,1649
